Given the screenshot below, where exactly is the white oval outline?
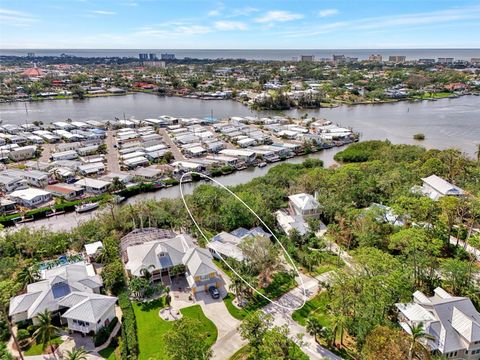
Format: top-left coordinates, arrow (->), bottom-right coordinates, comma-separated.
179,171 -> 307,311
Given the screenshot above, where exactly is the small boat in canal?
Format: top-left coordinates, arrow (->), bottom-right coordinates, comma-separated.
75,202 -> 99,213
258,162 -> 267,168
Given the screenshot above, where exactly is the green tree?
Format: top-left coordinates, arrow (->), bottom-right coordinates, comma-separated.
305,317 -> 324,345
407,323 -> 434,360
239,311 -> 272,353
163,317 -> 212,360
63,347 -> 88,360
363,325 -> 409,360
239,235 -> 281,288
33,310 -> 60,359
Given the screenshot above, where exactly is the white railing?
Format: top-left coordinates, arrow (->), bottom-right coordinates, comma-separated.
68,323 -> 91,334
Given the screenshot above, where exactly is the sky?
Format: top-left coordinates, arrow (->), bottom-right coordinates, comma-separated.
0,0 -> 480,49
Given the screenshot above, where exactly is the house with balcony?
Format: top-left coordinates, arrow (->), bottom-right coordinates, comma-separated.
276,193 -> 325,236
9,262 -> 117,335
124,233 -> 222,294
396,287 -> 480,359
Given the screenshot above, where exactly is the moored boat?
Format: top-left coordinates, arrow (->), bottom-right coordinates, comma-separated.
75,202 -> 99,213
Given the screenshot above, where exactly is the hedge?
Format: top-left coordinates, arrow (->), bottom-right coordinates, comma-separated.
93,317 -> 119,347
118,291 -> 138,360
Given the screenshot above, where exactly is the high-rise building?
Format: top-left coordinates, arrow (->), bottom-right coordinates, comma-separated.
148,53 -> 157,60
27,52 -> 35,58
300,55 -> 314,62
388,55 -> 406,63
161,53 -> 176,60
437,57 -> 454,65
139,53 -> 148,60
332,54 -> 346,63
368,54 -> 382,62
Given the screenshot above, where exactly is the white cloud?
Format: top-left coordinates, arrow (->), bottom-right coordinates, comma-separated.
0,8 -> 37,27
318,9 -> 339,18
208,9 -> 221,17
91,10 -> 117,15
136,24 -> 211,37
255,10 -> 303,23
283,5 -> 480,37
228,7 -> 259,18
214,20 -> 247,31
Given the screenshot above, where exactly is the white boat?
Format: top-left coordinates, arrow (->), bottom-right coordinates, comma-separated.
75,202 -> 99,213
258,162 -> 267,168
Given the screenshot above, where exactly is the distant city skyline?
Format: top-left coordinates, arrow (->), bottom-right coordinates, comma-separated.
1,0 -> 480,49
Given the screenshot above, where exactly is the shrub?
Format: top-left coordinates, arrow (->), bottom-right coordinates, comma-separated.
118,291 -> 138,359
93,317 -> 119,347
413,133 -> 425,140
16,329 -> 30,342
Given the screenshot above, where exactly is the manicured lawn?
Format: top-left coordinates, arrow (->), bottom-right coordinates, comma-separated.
224,293 -> 249,320
23,337 -> 63,356
133,299 -> 218,360
99,345 -> 118,360
291,291 -> 331,327
179,305 -> 217,346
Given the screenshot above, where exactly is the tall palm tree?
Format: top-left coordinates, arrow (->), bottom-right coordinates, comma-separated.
33,310 -> 60,359
306,318 -> 324,345
17,265 -> 40,289
407,323 -> 434,360
63,347 -> 88,360
330,313 -> 347,348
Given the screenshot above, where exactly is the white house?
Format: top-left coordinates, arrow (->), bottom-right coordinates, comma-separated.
8,145 -> 37,161
125,234 -> 222,294
288,193 -> 321,218
396,288 -> 480,359
276,193 -> 324,236
9,262 -> 117,335
9,188 -> 52,208
208,227 -> 271,262
74,178 -> 111,194
420,175 -> 465,201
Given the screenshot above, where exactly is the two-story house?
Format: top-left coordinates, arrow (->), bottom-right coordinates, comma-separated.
396,287 -> 480,359
276,193 -> 324,236
9,262 -> 117,335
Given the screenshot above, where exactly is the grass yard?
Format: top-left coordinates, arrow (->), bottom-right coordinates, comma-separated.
224,293 -> 249,320
98,345 -> 119,360
23,337 -> 63,356
291,291 -> 331,327
133,299 -> 218,360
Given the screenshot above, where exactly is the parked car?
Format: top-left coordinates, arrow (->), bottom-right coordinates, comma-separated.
208,286 -> 220,299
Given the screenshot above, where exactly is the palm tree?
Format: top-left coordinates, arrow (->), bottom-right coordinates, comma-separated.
63,347 -> 88,360
140,264 -> 155,282
306,318 -> 324,345
17,265 -> 40,289
407,323 -> 435,360
330,313 -> 347,348
33,310 -> 60,359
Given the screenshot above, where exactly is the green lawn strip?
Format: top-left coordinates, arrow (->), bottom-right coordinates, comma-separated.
223,293 -> 249,320
133,299 -> 217,360
23,337 -> 63,356
98,345 -> 118,360
291,292 -> 331,327
179,305 -> 218,346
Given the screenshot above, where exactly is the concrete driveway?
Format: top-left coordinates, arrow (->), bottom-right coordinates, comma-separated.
262,273 -> 342,360
194,290 -> 246,360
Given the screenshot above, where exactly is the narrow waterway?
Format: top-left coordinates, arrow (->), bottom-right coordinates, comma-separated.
1,94 -> 479,233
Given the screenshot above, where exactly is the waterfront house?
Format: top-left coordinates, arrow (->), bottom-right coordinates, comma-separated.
46,183 -> 85,200
420,175 -> 465,201
396,288 -> 480,359
9,187 -> 52,208
0,199 -> 17,215
74,178 -> 111,194
9,262 -> 117,335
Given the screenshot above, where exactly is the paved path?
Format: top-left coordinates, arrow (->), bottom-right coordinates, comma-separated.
450,235 -> 480,261
263,273 -> 342,360
39,143 -> 55,162
105,128 -> 120,173
158,128 -> 185,160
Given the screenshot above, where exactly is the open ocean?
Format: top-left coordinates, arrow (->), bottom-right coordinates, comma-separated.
1,49 -> 479,60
